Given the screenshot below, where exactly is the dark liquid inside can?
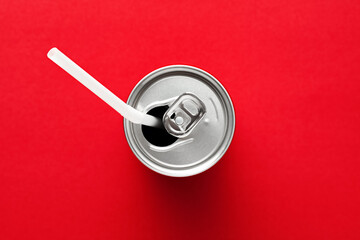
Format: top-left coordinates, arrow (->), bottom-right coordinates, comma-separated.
141,106 -> 178,147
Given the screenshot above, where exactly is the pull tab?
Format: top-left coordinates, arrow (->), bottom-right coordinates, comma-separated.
163,93 -> 206,138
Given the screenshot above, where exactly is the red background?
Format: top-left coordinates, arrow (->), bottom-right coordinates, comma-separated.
1,0 -> 360,239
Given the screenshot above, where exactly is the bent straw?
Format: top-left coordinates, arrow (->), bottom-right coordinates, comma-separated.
47,47 -> 161,127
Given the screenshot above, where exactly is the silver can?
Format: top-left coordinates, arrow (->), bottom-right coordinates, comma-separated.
124,65 -> 235,177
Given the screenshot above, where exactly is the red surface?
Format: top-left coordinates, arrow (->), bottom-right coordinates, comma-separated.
1,0 -> 360,239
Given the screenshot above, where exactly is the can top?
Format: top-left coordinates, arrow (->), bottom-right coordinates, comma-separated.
124,65 -> 235,177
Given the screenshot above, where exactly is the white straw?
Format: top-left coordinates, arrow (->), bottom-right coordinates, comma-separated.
47,47 -> 161,127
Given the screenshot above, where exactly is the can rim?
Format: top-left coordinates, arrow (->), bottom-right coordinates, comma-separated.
124,65 -> 236,177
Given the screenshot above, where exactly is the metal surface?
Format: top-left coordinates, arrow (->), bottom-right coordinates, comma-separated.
124,65 -> 235,177
163,93 -> 206,138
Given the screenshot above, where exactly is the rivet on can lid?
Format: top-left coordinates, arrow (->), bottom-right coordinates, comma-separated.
175,116 -> 184,125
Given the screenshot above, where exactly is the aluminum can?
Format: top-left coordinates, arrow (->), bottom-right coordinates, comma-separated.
124,65 -> 235,177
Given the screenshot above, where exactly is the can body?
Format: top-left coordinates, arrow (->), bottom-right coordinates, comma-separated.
124,65 -> 235,177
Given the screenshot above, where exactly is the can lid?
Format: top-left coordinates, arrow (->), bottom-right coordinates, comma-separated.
124,65 -> 235,177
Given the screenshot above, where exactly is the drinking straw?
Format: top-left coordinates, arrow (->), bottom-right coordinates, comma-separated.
47,48 -> 161,127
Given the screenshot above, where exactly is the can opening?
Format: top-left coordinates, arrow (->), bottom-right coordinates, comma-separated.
141,106 -> 178,146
